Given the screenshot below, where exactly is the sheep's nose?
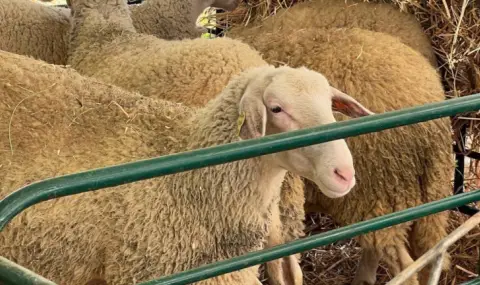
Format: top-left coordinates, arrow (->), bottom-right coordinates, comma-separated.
333,167 -> 354,185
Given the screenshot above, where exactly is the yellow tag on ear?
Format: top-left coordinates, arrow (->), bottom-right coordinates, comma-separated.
237,112 -> 246,137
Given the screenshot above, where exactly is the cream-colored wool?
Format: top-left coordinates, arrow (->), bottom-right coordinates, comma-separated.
227,0 -> 437,66
65,0 -> 307,283
0,0 -> 237,65
0,50 -> 368,285
229,27 -> 453,285
0,0 -> 71,65
67,0 -> 265,107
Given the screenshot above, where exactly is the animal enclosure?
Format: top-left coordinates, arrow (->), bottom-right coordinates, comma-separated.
1,0 -> 479,284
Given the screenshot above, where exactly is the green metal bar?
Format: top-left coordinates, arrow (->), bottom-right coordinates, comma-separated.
1,192 -> 479,285
460,277 -> 480,285
1,94 -> 480,231
0,256 -> 56,285
139,190 -> 480,285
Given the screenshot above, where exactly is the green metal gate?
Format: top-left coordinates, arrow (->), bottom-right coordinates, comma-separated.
1,94 -> 480,285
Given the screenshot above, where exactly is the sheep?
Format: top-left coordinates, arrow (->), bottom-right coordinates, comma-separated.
64,0 -> 446,283
0,49 -> 374,285
66,0 -> 452,283
1,0 -> 437,68
228,0 -> 437,66
66,0 -> 266,108
226,27 -> 454,285
0,0 -> 237,65
64,0 -> 309,282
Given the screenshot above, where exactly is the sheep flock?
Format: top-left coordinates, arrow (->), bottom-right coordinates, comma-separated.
0,0 -> 479,284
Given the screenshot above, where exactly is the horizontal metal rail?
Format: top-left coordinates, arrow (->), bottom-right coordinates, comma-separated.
460,277 -> 480,285
2,93 -> 480,231
1,191 -> 479,285
0,256 -> 55,285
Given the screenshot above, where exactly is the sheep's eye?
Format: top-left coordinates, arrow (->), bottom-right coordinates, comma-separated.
270,106 -> 282,113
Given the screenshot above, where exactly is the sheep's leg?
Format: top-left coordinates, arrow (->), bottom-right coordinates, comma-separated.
266,254 -> 303,285
382,245 -> 420,285
397,246 -> 420,285
410,210 -> 451,285
283,255 -> 303,285
351,248 -> 380,285
265,202 -> 303,285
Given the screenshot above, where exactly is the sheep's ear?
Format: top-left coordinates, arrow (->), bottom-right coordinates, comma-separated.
238,95 -> 267,140
331,87 -> 374,118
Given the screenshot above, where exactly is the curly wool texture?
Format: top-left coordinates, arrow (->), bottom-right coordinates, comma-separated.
231,28 -> 454,284
228,0 -> 437,66
67,0 -> 266,108
0,0 -> 71,65
129,0 -> 204,40
69,0 -> 304,258
0,0 -> 210,65
0,50 -> 285,285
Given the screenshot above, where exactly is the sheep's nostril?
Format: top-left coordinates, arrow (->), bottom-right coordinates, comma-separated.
334,168 -> 354,183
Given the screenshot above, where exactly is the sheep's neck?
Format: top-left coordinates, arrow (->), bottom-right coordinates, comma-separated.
182,102 -> 287,212
169,73 -> 286,253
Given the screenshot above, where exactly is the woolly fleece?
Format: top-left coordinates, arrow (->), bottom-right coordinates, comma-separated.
0,0 -> 71,65
67,0 -> 266,107
0,0 -> 218,65
0,50 -> 297,285
233,27 -> 453,285
228,0 -> 437,66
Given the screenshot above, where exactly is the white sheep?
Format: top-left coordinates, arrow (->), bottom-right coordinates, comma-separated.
66,0 -> 266,114
230,27 -> 454,285
0,49 -> 373,285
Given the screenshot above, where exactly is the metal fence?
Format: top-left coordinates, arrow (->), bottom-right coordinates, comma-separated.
1,93 -> 480,284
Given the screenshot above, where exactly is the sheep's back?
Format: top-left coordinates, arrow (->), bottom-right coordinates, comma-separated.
69,35 -> 267,106
228,0 -> 436,66
0,50 -> 190,200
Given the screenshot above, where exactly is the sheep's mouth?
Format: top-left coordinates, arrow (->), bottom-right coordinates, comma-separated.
314,178 -> 355,199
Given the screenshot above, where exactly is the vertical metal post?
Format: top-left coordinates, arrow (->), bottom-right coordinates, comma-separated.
453,123 -> 480,215
210,8 -> 225,37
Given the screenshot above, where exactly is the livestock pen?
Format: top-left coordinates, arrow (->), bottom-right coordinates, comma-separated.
1,93 -> 480,285
2,1 -> 479,284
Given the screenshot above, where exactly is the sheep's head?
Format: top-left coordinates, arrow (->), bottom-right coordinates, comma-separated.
238,66 -> 374,198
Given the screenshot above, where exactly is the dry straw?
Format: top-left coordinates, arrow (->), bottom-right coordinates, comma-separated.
209,0 -> 480,284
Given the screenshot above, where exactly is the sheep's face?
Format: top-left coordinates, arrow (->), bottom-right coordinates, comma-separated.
238,66 -> 374,198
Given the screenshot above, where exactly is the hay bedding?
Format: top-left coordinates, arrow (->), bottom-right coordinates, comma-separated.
211,0 -> 480,284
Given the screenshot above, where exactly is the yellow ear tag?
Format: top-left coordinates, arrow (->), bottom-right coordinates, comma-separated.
237,112 -> 246,137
